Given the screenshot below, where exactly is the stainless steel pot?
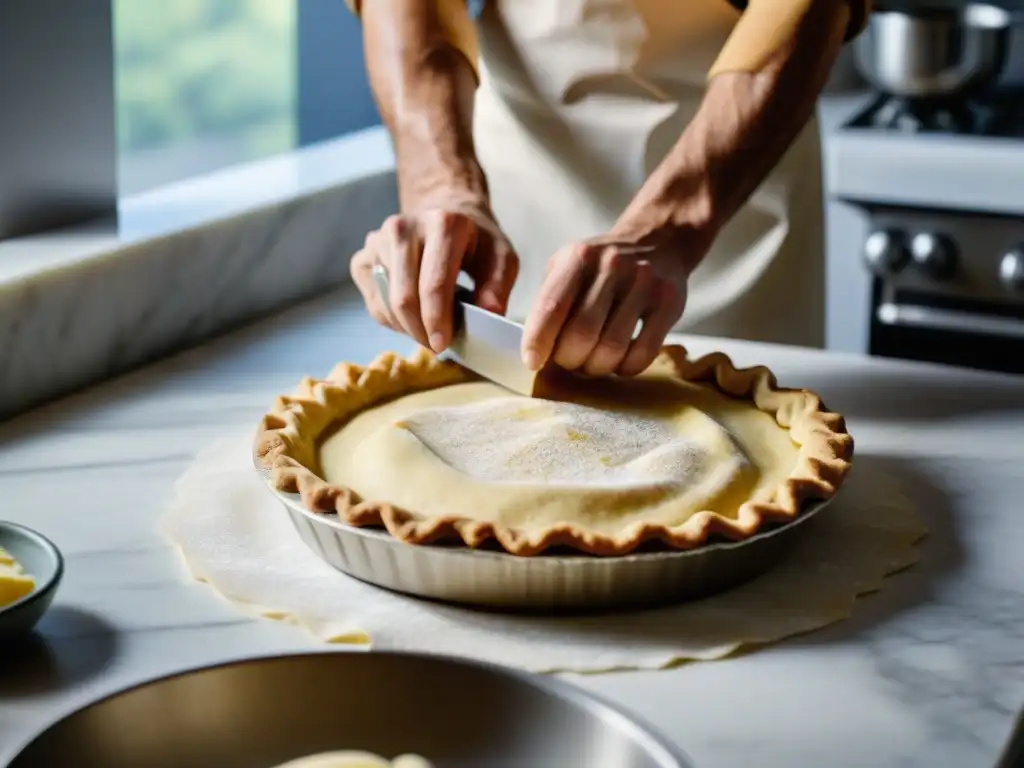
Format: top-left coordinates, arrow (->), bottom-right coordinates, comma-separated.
855,3 -> 1015,98
6,652 -> 695,768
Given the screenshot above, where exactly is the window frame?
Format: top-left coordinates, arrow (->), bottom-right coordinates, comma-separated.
297,0 -> 381,146
0,0 -> 381,243
0,0 -> 118,241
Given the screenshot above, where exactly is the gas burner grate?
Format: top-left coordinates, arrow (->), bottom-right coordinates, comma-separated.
846,93 -> 1024,139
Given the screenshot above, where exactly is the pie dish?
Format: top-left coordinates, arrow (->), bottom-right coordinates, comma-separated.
254,346 -> 853,557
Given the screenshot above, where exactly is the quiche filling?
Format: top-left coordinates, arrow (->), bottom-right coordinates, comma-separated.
319,375 -> 800,538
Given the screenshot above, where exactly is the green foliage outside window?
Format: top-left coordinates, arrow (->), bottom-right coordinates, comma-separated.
114,0 -> 296,158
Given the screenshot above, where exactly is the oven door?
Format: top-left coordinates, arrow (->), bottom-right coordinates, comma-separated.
869,283 -> 1024,375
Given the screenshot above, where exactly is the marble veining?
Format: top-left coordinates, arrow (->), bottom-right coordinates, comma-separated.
0,288 -> 1022,767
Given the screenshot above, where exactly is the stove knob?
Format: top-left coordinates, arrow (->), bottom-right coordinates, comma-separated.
910,232 -> 958,281
863,230 -> 909,276
999,249 -> 1024,294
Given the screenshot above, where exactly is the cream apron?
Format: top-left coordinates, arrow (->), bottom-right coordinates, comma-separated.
471,0 -> 825,347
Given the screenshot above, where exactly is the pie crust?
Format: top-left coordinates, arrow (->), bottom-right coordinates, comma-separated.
254,346 -> 854,557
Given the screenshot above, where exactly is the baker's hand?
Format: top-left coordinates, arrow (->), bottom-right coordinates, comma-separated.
351,200 -> 519,353
521,231 -> 696,377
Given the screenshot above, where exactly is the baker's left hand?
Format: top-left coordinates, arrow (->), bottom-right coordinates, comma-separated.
521,228 -> 700,377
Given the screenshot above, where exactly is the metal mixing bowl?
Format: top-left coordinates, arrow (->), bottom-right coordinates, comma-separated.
854,3 -> 1014,98
7,652 -> 693,768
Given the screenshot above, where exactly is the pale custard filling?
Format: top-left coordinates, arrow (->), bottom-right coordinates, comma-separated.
319,376 -> 799,537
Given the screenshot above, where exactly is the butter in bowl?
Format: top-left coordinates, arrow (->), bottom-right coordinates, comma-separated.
0,544 -> 35,605
0,522 -> 63,639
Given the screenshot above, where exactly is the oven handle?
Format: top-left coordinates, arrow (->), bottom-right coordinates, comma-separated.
876,302 -> 1024,340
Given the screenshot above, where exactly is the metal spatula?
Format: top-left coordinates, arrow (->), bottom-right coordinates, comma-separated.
372,263 -> 537,396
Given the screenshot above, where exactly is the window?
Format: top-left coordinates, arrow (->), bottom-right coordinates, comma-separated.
114,0 -> 296,194
0,0 -> 385,240
114,0 -> 381,196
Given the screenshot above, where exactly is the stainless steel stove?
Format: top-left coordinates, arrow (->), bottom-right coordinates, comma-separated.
826,91 -> 1024,375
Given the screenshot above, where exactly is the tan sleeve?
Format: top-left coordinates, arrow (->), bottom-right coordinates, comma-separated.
708,0 -> 869,79
345,0 -> 480,78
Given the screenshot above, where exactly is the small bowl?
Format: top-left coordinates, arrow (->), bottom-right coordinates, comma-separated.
0,521 -> 63,639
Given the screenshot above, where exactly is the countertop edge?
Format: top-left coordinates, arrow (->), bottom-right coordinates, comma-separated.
0,131 -> 400,421
0,97 -> 870,421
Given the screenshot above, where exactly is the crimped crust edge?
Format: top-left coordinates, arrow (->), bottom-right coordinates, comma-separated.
254,346 -> 854,557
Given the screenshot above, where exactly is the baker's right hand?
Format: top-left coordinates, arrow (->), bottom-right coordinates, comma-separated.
351,201 -> 519,353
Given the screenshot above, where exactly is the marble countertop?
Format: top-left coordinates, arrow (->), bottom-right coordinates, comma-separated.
2,285 -> 1023,768
0,95 -> 868,422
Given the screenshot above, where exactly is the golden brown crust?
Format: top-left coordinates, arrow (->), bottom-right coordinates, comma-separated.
254,346 -> 854,557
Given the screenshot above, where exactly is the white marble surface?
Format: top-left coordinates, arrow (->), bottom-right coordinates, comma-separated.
0,96 -> 873,421
0,129 -> 398,420
1,285 -> 1022,768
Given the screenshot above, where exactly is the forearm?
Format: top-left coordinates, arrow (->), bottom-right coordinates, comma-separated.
360,0 -> 485,209
616,1 -> 851,270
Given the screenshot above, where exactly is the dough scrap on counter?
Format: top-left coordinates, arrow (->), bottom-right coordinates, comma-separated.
163,434 -> 927,672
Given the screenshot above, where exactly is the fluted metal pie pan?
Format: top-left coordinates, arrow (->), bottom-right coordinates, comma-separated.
255,458 -> 831,612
